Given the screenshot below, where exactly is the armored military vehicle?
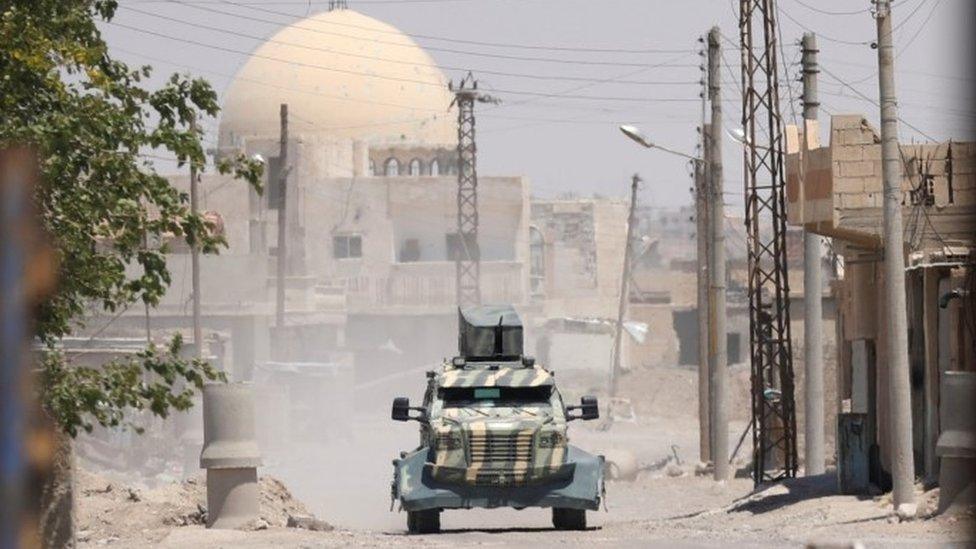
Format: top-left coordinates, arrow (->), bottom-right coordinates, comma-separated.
390,305 -> 604,534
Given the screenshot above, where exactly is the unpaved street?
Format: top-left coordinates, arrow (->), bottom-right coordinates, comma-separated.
78,401 -> 972,548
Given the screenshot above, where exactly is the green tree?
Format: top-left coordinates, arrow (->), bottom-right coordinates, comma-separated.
0,0 -> 262,436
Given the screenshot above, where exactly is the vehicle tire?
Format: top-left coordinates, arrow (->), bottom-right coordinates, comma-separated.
407,509 -> 441,534
552,507 -> 586,530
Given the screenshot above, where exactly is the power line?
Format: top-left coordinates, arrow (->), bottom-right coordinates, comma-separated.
787,0 -> 870,16
779,0 -> 933,46
896,0 -> 942,57
108,21 -> 703,103
818,64 -> 938,141
207,0 -> 696,54
116,46 -> 711,125
116,45 -> 702,138
486,50 -> 698,111
822,56 -> 975,84
776,6 -> 872,46
148,0 -> 700,67
117,5 -> 699,86
126,0 -> 561,6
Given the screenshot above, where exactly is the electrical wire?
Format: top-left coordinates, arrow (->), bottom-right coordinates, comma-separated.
788,0 -> 870,17
820,56 -> 975,84
895,0 -> 942,57
146,0 -> 700,67
818,64 -> 938,141
776,6 -> 872,46
117,5 -> 700,86
207,0 -> 698,54
108,22 -> 703,103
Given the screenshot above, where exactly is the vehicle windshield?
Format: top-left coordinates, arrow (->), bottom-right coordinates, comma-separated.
439,386 -> 551,408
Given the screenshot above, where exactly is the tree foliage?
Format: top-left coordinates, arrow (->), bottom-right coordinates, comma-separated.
0,0 -> 262,436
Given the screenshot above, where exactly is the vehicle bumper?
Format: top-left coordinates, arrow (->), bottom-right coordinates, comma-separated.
392,445 -> 605,512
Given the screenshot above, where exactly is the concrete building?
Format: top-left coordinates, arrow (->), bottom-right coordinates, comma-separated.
91,8 -> 532,395
786,114 -> 975,492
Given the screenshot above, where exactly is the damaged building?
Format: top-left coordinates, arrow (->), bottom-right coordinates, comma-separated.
786,114 -> 975,500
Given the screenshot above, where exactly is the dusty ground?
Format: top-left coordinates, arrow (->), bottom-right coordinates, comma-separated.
76,423 -> 973,548
76,366 -> 974,547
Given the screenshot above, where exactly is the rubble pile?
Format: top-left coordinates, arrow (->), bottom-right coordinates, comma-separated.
76,467 -> 328,543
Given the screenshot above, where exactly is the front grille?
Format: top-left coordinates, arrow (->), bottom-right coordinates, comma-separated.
467,432 -> 534,465
474,471 -> 529,487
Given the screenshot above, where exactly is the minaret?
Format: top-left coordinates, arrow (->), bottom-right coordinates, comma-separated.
329,0 -> 348,9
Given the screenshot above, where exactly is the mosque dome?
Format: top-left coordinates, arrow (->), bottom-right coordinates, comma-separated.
218,9 -> 457,148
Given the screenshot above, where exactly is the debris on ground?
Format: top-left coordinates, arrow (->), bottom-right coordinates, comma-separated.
286,514 -> 335,532
76,466 -> 323,545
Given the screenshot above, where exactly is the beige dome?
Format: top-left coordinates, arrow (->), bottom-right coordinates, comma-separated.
219,9 -> 456,147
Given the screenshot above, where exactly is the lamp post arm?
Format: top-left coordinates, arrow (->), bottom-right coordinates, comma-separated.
647,142 -> 703,164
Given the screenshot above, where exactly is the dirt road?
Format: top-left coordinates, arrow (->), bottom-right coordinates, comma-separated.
78,410 -> 971,548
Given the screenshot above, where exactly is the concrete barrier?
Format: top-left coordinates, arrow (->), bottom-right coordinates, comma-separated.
200,382 -> 262,529
936,371 -> 976,513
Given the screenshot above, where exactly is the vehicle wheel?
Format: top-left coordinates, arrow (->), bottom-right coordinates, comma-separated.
552,507 -> 586,530
407,509 -> 441,534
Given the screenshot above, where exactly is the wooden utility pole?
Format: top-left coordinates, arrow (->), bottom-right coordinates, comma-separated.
874,0 -> 916,512
707,26 -> 730,482
190,118 -> 203,359
608,174 -> 641,417
800,32 -> 825,476
275,104 -> 288,328
697,55 -> 712,463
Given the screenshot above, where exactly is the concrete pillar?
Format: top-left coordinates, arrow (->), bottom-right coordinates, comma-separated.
922,268 -> 941,482
200,383 -> 262,529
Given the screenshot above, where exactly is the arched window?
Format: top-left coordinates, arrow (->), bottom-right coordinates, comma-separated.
429,159 -> 440,176
368,159 -> 375,176
385,157 -> 399,176
409,158 -> 422,176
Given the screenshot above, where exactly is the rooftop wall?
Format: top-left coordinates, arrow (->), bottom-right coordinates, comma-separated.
786,114 -> 976,255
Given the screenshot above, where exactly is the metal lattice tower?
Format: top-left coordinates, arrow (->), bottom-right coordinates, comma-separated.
451,73 -> 482,307
738,0 -> 798,484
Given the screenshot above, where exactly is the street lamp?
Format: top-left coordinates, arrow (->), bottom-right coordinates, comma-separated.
725,127 -> 773,152
726,127 -> 748,146
619,122 -> 722,480
619,124 -> 703,164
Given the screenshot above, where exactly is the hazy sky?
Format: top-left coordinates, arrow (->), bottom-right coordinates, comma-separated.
102,0 -> 974,209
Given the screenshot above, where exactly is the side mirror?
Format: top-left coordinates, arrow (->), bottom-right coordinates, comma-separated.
391,397 -> 427,422
521,355 -> 535,367
392,397 -> 411,421
567,395 -> 599,421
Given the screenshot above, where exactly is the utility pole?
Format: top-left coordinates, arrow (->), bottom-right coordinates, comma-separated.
707,26 -> 729,481
608,174 -> 641,418
275,104 -> 288,328
451,73 -> 487,307
874,0 -> 916,512
697,57 -> 712,463
190,118 -> 203,359
739,0 -> 799,485
800,32 -> 825,476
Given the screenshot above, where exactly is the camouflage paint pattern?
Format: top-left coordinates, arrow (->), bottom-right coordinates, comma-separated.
421,363 -> 568,486
438,365 -> 554,388
391,307 -> 604,511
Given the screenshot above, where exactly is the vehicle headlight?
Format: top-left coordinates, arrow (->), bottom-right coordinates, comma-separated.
436,432 -> 463,450
537,431 -> 566,448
